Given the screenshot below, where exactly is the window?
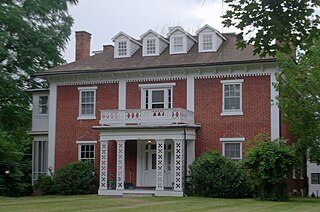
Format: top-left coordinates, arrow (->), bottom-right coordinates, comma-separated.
202,34 -> 213,51
39,96 -> 48,114
173,36 -> 183,52
78,87 -> 97,120
118,41 -> 127,56
77,141 -> 96,163
221,79 -> 243,116
311,173 -> 320,184
220,137 -> 244,160
146,39 -> 156,55
32,140 -> 48,184
139,83 -> 175,109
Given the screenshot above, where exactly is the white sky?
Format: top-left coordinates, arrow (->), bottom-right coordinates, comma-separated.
63,0 -> 237,62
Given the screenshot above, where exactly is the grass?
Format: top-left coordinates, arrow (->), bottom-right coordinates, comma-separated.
0,195 -> 320,212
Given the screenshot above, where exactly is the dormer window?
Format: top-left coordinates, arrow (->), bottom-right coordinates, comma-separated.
197,24 -> 226,53
118,41 -> 127,56
112,31 -> 142,58
202,34 -> 213,51
146,39 -> 156,55
173,36 -> 183,52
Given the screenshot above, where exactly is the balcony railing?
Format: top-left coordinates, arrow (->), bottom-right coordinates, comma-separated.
100,108 -> 194,126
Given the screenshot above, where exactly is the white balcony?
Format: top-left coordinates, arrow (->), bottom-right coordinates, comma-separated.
100,108 -> 194,126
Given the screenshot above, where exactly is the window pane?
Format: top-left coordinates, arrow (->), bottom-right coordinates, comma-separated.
152,90 -> 164,102
118,41 -> 127,56
79,144 -> 95,163
152,154 -> 156,169
145,152 -> 148,170
203,34 -> 213,50
224,143 -> 240,159
224,84 -> 241,110
225,97 -> 240,110
146,39 -> 156,54
39,96 -> 48,114
311,173 -> 320,184
174,37 -> 183,52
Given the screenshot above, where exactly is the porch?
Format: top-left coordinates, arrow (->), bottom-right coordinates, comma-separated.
94,108 -> 199,196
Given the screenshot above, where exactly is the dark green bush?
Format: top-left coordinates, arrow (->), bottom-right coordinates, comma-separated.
54,161 -> 98,195
243,135 -> 298,201
34,175 -> 56,195
189,151 -> 255,198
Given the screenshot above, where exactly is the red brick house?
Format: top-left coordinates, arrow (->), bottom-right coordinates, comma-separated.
30,25 -> 303,196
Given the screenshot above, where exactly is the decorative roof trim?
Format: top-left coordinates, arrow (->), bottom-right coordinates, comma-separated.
167,27 -> 197,42
196,24 -> 226,40
140,29 -> 169,43
111,31 -> 142,46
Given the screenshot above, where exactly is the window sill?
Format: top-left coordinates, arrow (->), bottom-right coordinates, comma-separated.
220,111 -> 243,116
77,116 -> 96,120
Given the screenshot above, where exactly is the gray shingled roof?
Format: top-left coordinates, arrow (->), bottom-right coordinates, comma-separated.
37,33 -> 275,76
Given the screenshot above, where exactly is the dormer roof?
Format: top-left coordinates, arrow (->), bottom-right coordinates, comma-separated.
140,29 -> 169,43
167,27 -> 197,42
111,31 -> 142,46
196,24 -> 226,41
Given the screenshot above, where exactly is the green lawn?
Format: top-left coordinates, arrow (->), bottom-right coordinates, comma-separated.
0,195 -> 320,212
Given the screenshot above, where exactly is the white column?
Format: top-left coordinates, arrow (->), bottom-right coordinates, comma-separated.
174,139 -> 184,191
99,141 -> 108,190
187,76 -> 195,112
48,83 -> 57,174
270,72 -> 280,140
119,79 -> 126,110
116,140 -> 125,190
156,139 -> 165,191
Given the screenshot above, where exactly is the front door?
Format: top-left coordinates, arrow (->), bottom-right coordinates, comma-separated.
142,141 -> 173,187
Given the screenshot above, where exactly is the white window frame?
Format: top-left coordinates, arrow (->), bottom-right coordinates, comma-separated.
38,95 -> 49,115
199,33 -> 214,52
143,38 -> 158,56
78,86 -> 97,120
221,79 -> 244,116
115,39 -> 129,58
139,83 -> 175,109
170,35 -> 186,54
220,137 -> 244,160
77,141 -> 97,163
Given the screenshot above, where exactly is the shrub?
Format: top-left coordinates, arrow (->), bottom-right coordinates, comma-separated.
189,151 -> 255,198
54,161 -> 98,195
243,135 -> 298,201
34,175 -> 56,195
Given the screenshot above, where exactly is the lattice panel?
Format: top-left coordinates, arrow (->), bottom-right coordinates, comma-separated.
116,141 -> 125,190
100,142 -> 108,189
174,140 -> 183,191
156,140 -> 164,190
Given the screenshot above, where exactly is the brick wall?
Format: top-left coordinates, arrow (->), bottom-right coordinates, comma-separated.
55,83 -> 118,172
194,76 -> 271,157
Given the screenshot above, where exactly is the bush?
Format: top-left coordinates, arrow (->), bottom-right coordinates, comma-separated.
34,175 -> 56,195
189,151 -> 255,198
243,135 -> 298,201
55,161 -> 98,195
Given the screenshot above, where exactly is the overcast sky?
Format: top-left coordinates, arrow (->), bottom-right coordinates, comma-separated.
63,0 -> 236,62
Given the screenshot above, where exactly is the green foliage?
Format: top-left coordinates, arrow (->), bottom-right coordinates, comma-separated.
275,38 -> 320,163
0,0 -> 78,196
55,161 -> 98,195
222,0 -> 320,57
243,135 -> 298,201
34,175 -> 56,195
189,151 -> 255,198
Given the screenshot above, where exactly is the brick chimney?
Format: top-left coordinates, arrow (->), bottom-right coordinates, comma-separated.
75,31 -> 91,61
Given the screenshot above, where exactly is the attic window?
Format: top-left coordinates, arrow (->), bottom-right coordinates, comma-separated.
202,34 -> 213,50
118,41 -> 127,56
146,39 -> 156,55
173,36 -> 183,52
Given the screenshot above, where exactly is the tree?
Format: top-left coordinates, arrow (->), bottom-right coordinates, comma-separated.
0,0 -> 78,196
275,39 -> 320,163
222,0 -> 320,57
243,135 -> 298,201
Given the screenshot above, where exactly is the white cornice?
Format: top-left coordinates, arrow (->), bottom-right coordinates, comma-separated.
48,62 -> 278,86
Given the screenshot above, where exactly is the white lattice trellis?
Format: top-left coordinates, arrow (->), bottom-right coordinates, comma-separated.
99,142 -> 108,189
174,140 -> 183,191
156,140 -> 164,190
116,140 -> 125,190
